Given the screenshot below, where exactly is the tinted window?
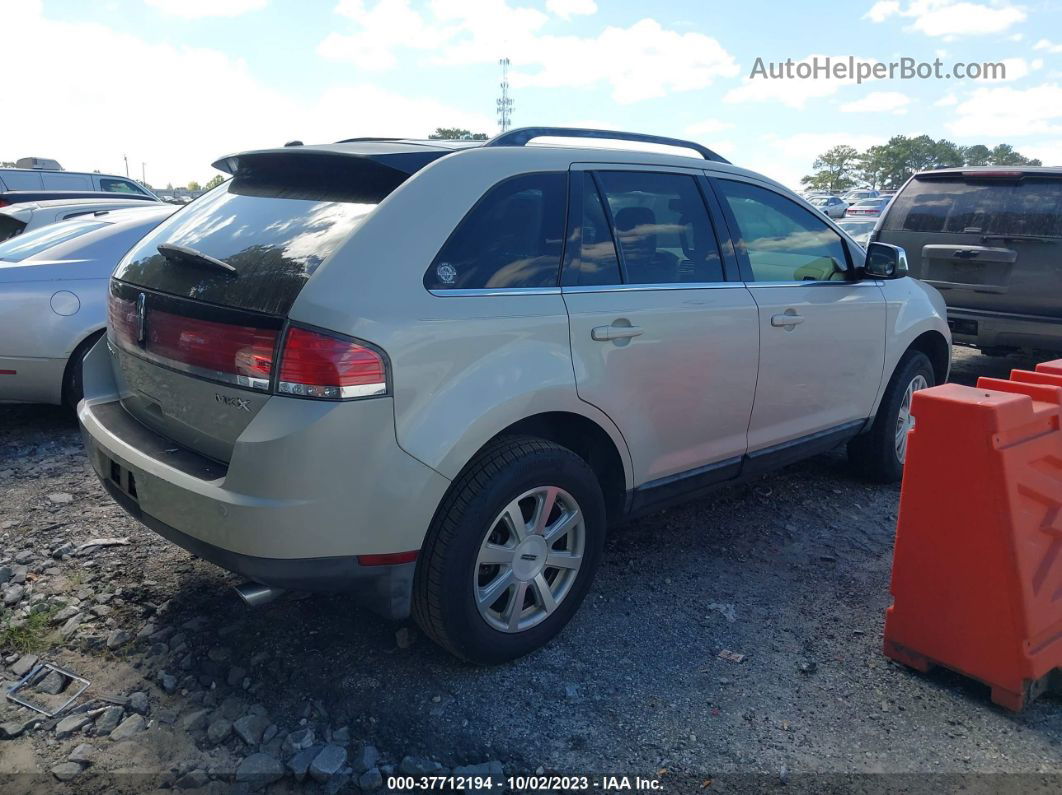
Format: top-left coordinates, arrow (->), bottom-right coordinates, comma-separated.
100,178 -> 146,195
717,180 -> 848,282
0,219 -> 110,262
426,172 -> 566,290
0,171 -> 43,190
596,171 -> 723,284
885,177 -> 1062,238
42,172 -> 93,190
116,157 -> 398,315
564,173 -> 622,286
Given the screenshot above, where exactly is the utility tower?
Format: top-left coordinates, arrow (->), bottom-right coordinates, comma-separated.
496,57 -> 513,133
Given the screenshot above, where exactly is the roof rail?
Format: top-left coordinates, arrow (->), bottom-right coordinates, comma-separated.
483,127 -> 730,163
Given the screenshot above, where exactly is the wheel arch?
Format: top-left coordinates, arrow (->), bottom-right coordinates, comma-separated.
61,326 -> 106,406
906,329 -> 950,386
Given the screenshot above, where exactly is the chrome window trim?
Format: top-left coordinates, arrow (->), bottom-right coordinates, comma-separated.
744,280 -> 881,288
428,287 -> 562,297
562,282 -> 738,294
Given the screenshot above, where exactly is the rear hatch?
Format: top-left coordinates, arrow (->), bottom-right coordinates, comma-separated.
879,170 -> 1062,318
108,146 -> 438,462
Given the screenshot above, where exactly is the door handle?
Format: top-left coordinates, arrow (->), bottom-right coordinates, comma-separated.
771,313 -> 804,327
591,325 -> 643,341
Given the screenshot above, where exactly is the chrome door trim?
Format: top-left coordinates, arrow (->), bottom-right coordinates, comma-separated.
428,287 -> 562,297
562,282 -> 742,294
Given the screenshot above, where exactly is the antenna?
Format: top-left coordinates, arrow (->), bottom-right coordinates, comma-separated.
496,57 -> 513,133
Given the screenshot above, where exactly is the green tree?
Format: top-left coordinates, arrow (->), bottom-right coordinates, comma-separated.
0,161 -> 15,167
204,174 -> 225,190
988,143 -> 1042,166
961,144 -> 991,166
428,127 -> 488,140
800,144 -> 861,192
187,180 -> 201,192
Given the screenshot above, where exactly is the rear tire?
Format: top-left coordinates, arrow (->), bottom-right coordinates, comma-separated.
61,330 -> 105,411
412,436 -> 606,664
848,351 -> 934,483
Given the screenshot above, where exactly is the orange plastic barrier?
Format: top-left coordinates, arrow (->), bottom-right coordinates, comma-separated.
883,359 -> 1062,711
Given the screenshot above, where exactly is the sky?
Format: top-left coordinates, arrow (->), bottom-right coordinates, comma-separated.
6,0 -> 1062,190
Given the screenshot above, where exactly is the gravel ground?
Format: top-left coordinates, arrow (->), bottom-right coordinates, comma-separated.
0,345 -> 1059,793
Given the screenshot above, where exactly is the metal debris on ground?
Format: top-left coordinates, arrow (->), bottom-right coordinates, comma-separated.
6,662 -> 90,717
75,537 -> 130,556
717,649 -> 746,664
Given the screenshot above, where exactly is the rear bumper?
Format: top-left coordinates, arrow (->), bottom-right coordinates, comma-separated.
948,307 -> 1062,352
77,338 -> 451,619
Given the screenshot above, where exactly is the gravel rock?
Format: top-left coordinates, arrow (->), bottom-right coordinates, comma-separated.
54,713 -> 92,739
68,744 -> 94,764
159,673 -> 177,693
0,716 -> 41,740
351,744 -> 379,774
47,492 -> 74,504
287,744 -> 324,782
58,614 -> 83,640
206,718 -> 232,746
0,567 -> 12,585
109,713 -> 146,741
282,727 -> 315,755
395,627 -> 416,649
93,705 -> 124,735
51,761 -> 84,781
400,756 -> 443,776
51,542 -> 75,559
9,653 -> 38,676
358,767 -> 384,791
179,708 -> 211,732
309,744 -> 347,782
453,761 -> 505,785
175,768 -> 210,789
106,628 -> 131,649
38,669 -> 66,695
50,605 -> 80,625
3,584 -> 24,606
233,713 -> 270,745
127,691 -> 149,715
235,752 -> 285,786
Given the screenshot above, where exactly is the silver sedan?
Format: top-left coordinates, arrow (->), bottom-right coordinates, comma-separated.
0,205 -> 176,406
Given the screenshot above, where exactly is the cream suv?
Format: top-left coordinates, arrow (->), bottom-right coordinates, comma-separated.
78,128 -> 950,663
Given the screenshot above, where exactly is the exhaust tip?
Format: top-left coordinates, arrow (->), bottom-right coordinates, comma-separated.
234,582 -> 284,608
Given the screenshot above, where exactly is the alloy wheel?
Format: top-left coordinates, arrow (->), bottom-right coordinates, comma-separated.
894,374 -> 929,463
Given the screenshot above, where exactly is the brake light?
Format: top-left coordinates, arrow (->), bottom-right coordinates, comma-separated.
277,326 -> 387,400
148,309 -> 277,388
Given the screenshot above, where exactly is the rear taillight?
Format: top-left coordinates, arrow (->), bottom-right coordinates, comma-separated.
107,291 -> 388,400
277,326 -> 387,400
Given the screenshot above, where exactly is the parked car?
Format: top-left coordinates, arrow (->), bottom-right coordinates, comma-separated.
79,128 -> 950,663
0,161 -> 157,199
810,195 -> 848,218
837,218 -> 877,247
876,166 -> 1062,354
846,197 -> 890,217
0,197 -> 165,242
0,205 -> 177,407
843,189 -> 880,203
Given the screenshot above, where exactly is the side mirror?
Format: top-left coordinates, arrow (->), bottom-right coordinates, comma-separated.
864,242 -> 909,279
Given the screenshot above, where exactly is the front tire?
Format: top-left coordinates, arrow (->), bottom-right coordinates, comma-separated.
412,436 -> 606,664
848,351 -> 934,483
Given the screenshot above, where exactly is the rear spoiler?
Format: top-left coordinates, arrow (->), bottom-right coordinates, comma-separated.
212,146 -> 449,178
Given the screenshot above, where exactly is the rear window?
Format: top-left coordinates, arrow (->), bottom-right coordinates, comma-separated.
0,218 -> 110,262
115,156 -> 404,315
884,176 -> 1062,237
100,177 -> 147,195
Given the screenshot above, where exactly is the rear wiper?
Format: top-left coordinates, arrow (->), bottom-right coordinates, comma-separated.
157,243 -> 238,275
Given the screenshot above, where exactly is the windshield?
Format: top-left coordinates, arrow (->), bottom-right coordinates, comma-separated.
0,218 -> 110,262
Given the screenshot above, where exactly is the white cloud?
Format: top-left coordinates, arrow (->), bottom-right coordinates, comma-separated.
995,57 -> 1043,80
724,55 -> 878,109
935,92 -> 959,105
1034,38 -> 1062,54
5,1 -> 491,186
947,83 -> 1062,137
864,1 -> 1026,37
144,0 -> 267,18
683,119 -> 735,135
840,90 -> 911,114
1022,141 -> 1062,166
318,2 -> 739,103
546,0 -> 597,19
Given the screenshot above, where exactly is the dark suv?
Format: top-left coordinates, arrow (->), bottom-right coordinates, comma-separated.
876,166 -> 1062,354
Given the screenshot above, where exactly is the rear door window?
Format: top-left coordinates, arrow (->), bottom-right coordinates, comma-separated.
99,177 -> 147,195
42,172 -> 94,190
115,157 -> 402,315
594,171 -> 724,285
425,172 -> 567,290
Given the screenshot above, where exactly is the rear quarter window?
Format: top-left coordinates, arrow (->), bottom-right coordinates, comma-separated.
425,172 -> 567,290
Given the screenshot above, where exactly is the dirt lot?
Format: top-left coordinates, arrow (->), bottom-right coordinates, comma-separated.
0,346 -> 1059,793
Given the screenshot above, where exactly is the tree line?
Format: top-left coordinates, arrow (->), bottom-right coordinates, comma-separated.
801,135 -> 1043,193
